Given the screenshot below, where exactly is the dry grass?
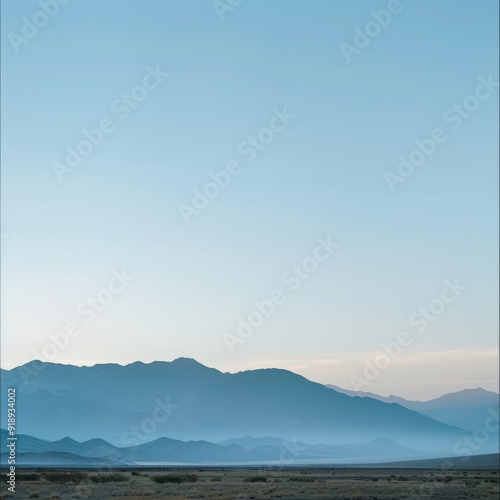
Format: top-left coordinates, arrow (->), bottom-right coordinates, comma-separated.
89,473 -> 129,483
2,467 -> 499,499
151,473 -> 197,484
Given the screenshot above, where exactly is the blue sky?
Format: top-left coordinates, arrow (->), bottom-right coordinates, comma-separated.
1,0 -> 498,398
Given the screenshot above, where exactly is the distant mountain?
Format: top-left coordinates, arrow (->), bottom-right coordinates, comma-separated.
325,385 -> 500,431
0,358 -> 473,454
218,436 -> 426,462
0,451 -> 126,467
0,429 -> 255,465
325,384 -> 399,401
405,388 -> 500,431
0,429 -> 427,465
4,430 -> 496,467
0,430 -> 49,452
219,436 -> 288,450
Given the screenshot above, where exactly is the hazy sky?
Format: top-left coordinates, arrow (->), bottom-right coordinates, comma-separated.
1,0 -> 498,399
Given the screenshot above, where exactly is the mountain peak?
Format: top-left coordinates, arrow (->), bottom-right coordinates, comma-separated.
172,357 -> 200,363
170,357 -> 206,367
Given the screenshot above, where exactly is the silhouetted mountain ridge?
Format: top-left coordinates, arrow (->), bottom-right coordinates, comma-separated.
0,429 -> 430,465
0,359 -> 478,454
326,385 -> 500,431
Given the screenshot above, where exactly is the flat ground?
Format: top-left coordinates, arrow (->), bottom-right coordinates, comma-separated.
2,467 -> 499,499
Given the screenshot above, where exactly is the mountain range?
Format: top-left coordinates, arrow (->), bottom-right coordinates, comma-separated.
325,385 -> 500,431
0,429 -> 427,466
1,358 -> 498,464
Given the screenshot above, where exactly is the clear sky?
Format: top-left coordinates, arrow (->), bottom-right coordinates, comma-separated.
1,0 -> 498,399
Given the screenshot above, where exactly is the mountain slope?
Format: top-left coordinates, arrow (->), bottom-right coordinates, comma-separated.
1,359 -> 471,452
0,430 -> 428,464
326,385 -> 500,430
0,451 -> 128,467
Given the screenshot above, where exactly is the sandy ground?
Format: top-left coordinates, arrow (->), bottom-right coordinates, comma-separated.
2,467 -> 499,499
